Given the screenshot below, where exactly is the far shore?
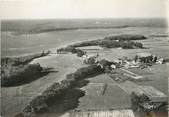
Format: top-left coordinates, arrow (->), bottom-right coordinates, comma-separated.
6,25 -> 129,35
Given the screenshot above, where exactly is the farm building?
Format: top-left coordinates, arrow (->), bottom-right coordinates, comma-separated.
119,68 -> 144,80
83,54 -> 99,64
111,64 -> 116,69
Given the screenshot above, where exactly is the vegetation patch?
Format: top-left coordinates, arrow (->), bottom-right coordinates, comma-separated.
104,34 -> 146,41
21,65 -> 103,116
1,51 -> 50,87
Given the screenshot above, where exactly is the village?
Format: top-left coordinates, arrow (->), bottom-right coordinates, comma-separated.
56,44 -> 168,117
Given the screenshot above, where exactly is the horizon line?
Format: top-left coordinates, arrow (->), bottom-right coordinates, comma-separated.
1,17 -> 168,21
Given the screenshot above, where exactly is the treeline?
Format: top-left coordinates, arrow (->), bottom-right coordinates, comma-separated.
149,34 -> 169,37
70,34 -> 146,48
20,65 -> 103,117
1,51 -> 50,66
1,51 -> 50,87
104,34 -> 146,41
57,35 -> 146,56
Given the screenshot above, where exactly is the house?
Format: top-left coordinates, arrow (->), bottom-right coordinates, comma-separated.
83,54 -> 98,64
111,64 -> 116,69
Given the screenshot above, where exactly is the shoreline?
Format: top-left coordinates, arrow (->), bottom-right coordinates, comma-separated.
6,25 -> 129,35
2,34 -> 147,58
1,38 -> 98,58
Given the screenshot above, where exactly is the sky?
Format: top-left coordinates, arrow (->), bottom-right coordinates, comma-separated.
0,0 -> 168,19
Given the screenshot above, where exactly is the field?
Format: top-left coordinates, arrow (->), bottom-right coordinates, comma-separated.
1,53 -> 86,117
77,74 -> 131,111
129,64 -> 168,94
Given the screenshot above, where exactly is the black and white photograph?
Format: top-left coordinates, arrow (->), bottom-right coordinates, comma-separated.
0,0 -> 169,117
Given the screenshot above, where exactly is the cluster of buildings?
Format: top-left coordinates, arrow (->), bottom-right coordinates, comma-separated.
82,52 -> 164,71
81,52 -> 167,112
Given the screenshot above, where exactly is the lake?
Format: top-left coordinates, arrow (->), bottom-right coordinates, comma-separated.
1,18 -> 168,57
